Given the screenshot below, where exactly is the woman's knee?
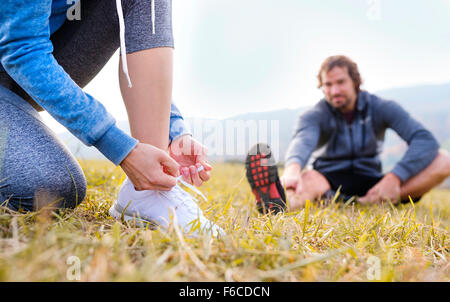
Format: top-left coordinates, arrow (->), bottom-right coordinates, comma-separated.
2,162 -> 87,212
0,116 -> 87,210
1,82 -> 88,212
35,165 -> 87,210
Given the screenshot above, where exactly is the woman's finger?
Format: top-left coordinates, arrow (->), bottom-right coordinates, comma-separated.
198,159 -> 212,171
159,151 -> 180,177
197,163 -> 210,182
152,168 -> 178,189
198,170 -> 210,182
182,167 -> 193,185
134,172 -> 176,191
204,162 -> 213,171
190,165 -> 203,187
135,182 -> 174,191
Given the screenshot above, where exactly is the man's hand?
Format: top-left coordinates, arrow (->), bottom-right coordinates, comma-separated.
359,173 -> 402,205
169,135 -> 212,187
120,143 -> 180,191
280,163 -> 303,195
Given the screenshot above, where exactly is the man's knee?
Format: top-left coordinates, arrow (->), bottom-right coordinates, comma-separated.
286,170 -> 330,198
301,170 -> 331,195
431,149 -> 450,177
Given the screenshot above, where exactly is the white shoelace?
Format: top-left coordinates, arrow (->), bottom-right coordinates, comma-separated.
164,184 -> 203,217
176,166 -> 208,202
157,166 -> 208,218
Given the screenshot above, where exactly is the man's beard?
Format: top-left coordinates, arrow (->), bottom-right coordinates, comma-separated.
330,95 -> 352,110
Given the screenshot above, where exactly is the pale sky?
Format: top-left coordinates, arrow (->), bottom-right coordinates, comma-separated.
41,0 -> 450,133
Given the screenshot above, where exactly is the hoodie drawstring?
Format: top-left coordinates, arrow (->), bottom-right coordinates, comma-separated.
116,0 -> 156,88
151,0 -> 156,35
361,107 -> 367,151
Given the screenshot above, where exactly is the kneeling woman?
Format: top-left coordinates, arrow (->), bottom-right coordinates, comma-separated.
0,0 -> 223,236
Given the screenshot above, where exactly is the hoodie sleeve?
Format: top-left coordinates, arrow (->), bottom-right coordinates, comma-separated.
381,100 -> 440,182
169,102 -> 191,144
0,0 -> 138,166
284,108 -> 322,169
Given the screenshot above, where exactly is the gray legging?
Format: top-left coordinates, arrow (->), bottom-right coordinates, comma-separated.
0,0 -> 173,211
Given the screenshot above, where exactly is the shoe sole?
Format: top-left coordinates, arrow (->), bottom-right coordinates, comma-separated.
109,204 -> 225,237
245,143 -> 286,214
109,205 -> 158,229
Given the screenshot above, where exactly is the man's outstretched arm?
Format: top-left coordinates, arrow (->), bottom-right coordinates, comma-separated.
283,109 -> 322,193
360,99 -> 440,204
382,100 -> 440,183
284,109 -> 322,169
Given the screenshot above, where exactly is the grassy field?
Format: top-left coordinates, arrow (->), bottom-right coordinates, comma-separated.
0,160 -> 448,281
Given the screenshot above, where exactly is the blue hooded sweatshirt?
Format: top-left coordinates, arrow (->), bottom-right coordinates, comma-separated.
0,0 -> 189,166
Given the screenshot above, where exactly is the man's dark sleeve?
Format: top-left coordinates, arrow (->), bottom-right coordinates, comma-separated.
284,108 -> 322,168
382,100 -> 440,182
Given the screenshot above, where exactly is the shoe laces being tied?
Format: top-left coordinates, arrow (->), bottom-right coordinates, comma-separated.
176,166 -> 208,202
158,166 -> 209,214
115,0 -> 156,88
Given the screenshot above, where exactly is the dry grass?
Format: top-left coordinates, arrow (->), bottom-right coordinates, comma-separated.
0,160 -> 448,281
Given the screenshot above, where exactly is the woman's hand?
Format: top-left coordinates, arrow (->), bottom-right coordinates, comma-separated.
120,143 -> 180,191
169,135 -> 212,187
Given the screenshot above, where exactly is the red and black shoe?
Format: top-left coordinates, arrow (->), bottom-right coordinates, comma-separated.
245,143 -> 287,214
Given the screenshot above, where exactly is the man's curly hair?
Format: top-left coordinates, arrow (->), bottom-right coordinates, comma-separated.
317,55 -> 363,93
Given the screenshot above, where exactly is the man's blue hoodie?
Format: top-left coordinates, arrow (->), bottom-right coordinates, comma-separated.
0,0 -> 189,165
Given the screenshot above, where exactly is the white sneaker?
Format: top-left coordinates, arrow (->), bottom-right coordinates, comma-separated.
109,177 -> 225,237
